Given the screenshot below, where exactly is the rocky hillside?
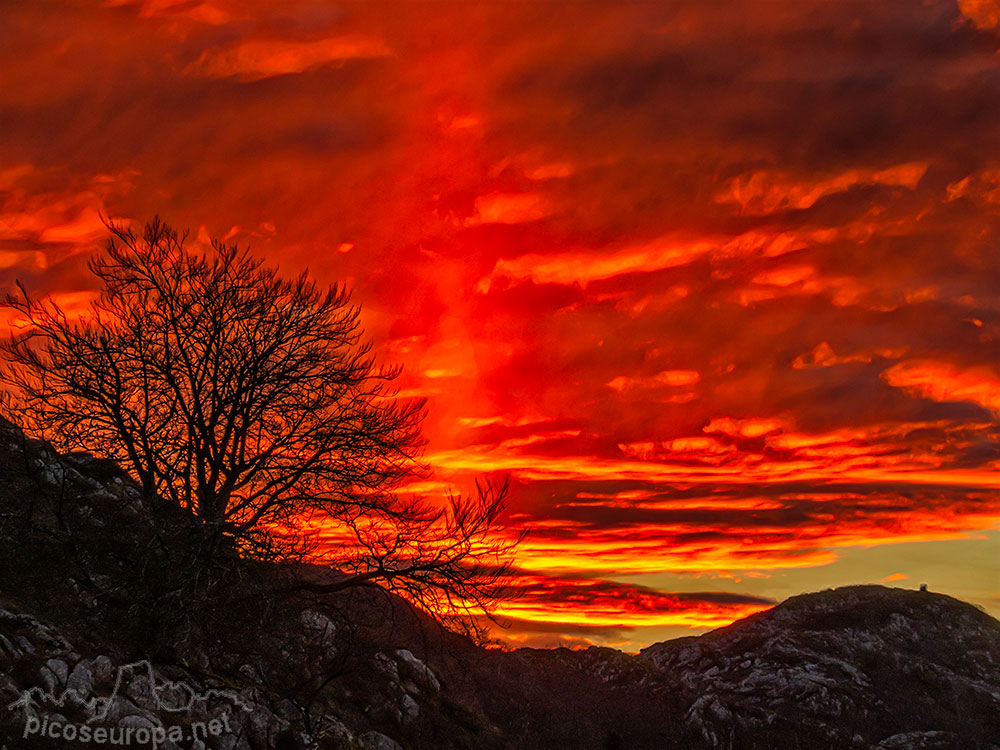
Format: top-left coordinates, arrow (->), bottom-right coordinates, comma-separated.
0,603 -> 480,750
3,585 -> 999,750
640,585 -> 1000,749
1,417 -> 999,749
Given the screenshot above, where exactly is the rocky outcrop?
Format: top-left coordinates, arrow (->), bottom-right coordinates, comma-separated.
639,586 -> 1000,749
0,604 -> 462,750
0,606 -> 291,749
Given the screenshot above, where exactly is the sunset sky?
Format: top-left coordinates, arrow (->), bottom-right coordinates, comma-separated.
2,0 -> 1000,650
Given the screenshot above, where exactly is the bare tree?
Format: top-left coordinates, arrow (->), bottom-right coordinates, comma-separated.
1,217 -> 520,630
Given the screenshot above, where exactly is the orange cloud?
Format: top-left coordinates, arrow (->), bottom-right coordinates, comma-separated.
883,360 -> 1000,412
0,201 -> 108,245
617,436 -> 735,464
503,493 -> 1000,578
607,369 -> 700,391
957,0 -> 1000,29
0,166 -> 134,254
524,162 -> 576,181
880,572 -> 908,582
793,341 -> 907,369
715,162 -> 928,216
704,416 -> 787,439
426,446 -> 965,486
186,35 -> 391,80
467,192 -> 553,225
493,575 -> 774,629
735,267 -> 869,308
946,167 -> 1000,210
0,251 -> 47,272
485,238 -> 714,288
482,226 -> 853,290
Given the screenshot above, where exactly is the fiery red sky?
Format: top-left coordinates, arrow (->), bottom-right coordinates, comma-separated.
3,0 -> 1000,649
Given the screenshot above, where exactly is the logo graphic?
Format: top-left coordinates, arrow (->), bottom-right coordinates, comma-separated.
7,659 -> 253,747
9,659 -> 253,720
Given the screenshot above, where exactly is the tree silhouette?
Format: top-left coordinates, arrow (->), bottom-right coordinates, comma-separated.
1,218 -> 519,630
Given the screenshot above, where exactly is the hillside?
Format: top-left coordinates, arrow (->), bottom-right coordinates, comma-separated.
640,585 -> 1000,749
1,418 -> 998,749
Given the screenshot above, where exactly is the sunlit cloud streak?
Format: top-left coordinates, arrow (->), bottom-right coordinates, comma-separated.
494,573 -> 775,630
185,35 -> 391,81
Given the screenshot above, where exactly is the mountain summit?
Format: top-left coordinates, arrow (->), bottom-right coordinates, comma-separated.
640,585 -> 1000,749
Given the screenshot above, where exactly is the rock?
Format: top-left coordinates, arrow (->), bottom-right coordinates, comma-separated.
400,693 -> 419,723
123,671 -> 155,706
217,735 -> 251,750
402,679 -> 420,696
41,658 -> 69,691
99,694 -> 142,722
274,698 -> 300,722
875,730 -> 963,749
66,660 -> 94,698
0,633 -> 19,658
316,715 -> 354,743
246,706 -> 292,744
118,714 -> 156,729
395,649 -> 440,693
374,653 -> 399,681
92,655 -> 115,687
300,609 -> 336,638
359,730 -> 404,750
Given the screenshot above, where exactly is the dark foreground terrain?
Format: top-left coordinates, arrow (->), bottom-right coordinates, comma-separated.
1,418 -> 998,750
